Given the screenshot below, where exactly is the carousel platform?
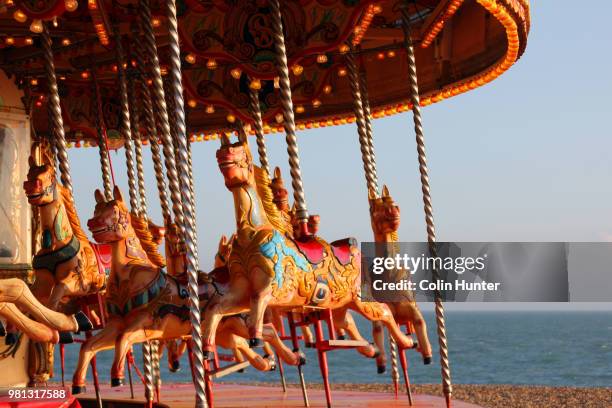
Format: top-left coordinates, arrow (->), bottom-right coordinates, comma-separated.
78,383 -> 482,407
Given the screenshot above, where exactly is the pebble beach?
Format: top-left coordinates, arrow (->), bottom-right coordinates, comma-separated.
237,382 -> 612,408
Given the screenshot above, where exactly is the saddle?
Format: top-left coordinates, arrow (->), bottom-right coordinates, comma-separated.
292,236 -> 357,266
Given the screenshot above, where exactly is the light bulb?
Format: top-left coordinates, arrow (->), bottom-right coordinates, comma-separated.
230,67 -> 242,79
30,20 -> 44,34
291,64 -> 303,76
249,78 -> 262,90
13,9 -> 27,23
65,0 -> 79,12
206,59 -> 217,70
185,53 -> 196,64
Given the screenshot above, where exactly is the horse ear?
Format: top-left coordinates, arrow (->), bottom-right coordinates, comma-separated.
94,189 -> 104,204
219,235 -> 227,246
368,187 -> 377,200
274,167 -> 281,180
382,185 -> 390,197
220,133 -> 231,146
113,185 -> 124,202
28,155 -> 36,168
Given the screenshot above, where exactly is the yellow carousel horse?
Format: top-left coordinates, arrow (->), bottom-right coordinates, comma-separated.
201,134 -> 415,356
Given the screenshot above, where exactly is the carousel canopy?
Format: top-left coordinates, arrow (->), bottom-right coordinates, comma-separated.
0,0 -> 529,146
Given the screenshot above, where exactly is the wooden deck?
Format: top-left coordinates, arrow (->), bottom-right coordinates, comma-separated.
79,383 -> 482,407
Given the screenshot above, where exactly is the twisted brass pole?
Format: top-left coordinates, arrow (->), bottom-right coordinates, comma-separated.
269,0 -> 309,228
359,72 -> 379,183
91,70 -> 113,200
130,24 -> 171,222
346,50 -> 379,194
166,0 -> 207,406
41,25 -> 72,195
248,87 -> 270,175
401,9 -> 452,407
114,29 -> 140,214
128,77 -> 149,217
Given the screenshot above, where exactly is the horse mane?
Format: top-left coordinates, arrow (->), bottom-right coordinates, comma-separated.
130,212 -> 167,268
58,185 -> 89,243
253,166 -> 293,236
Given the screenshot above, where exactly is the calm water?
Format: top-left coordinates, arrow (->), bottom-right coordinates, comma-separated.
54,311 -> 612,387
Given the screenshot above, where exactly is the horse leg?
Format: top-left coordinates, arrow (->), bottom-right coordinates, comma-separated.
403,302 -> 433,363
0,302 -> 59,343
217,332 -> 274,372
72,319 -> 123,393
332,308 -> 379,358
247,267 -> 273,348
222,316 -> 303,367
47,282 -> 68,311
111,312 -> 153,386
0,278 -> 91,332
372,321 -> 387,373
201,280 -> 249,358
348,298 -> 415,351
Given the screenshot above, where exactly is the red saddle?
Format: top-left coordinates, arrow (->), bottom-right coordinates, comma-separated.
293,237 -> 357,266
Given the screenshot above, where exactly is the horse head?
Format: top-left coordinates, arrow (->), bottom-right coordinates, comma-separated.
88,186 -> 131,244
24,142 -> 57,206
369,185 -> 401,236
216,131 -> 254,189
214,234 -> 234,268
270,167 -> 290,212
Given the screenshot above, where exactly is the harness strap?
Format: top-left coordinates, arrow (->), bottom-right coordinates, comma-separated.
32,235 -> 80,274
107,271 -> 167,316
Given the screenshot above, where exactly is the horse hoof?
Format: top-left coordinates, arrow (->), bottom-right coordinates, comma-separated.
58,332 -> 74,344
0,321 -> 5,337
305,342 -> 316,348
337,334 -> 346,340
111,378 -> 124,387
5,333 -> 17,345
377,365 -> 386,374
237,368 -> 245,373
72,385 -> 86,395
74,311 -> 94,332
370,343 -> 381,359
296,350 -> 307,366
170,360 -> 181,373
411,341 -> 419,350
423,356 -> 432,365
202,349 -> 213,359
249,337 -> 264,348
268,359 -> 277,371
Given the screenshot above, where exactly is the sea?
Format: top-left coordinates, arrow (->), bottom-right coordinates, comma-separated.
53,311 -> 612,387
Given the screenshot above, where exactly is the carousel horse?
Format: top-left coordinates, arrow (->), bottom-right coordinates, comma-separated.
159,228 -> 287,373
269,167 -> 378,357
71,187 -> 304,393
23,143 -> 106,310
201,134 -> 415,358
369,185 -> 433,369
0,278 -> 92,343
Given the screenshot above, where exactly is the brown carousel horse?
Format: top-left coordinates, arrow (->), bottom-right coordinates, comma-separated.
0,278 -> 92,343
202,134 -> 415,357
23,143 -> 106,310
71,187 -> 303,393
369,185 -> 433,370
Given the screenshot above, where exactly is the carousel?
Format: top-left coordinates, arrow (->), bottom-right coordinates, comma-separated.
0,0 -> 530,407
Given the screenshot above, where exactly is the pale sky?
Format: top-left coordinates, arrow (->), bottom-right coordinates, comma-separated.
66,1 -> 612,309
